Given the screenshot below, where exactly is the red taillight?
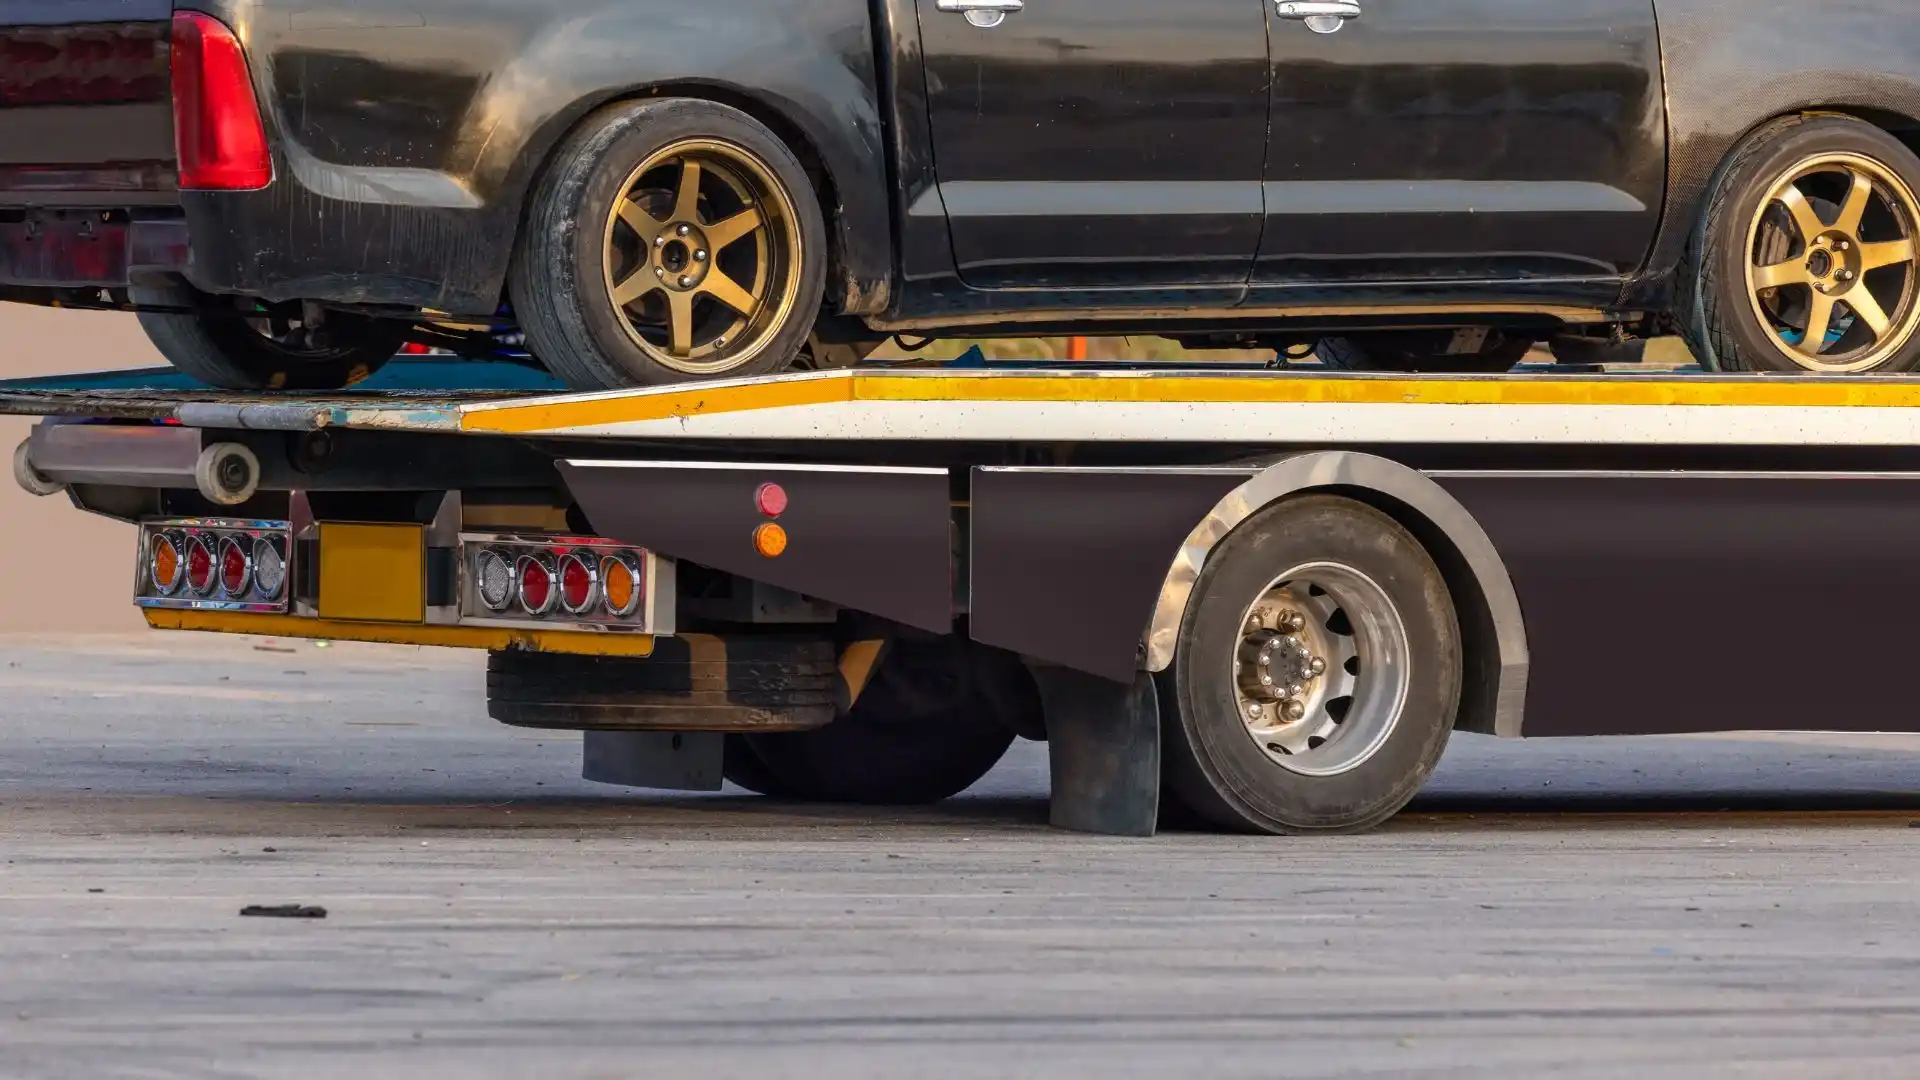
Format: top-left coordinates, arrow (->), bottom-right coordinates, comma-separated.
218,536 -> 250,595
558,552 -> 596,614
184,534 -> 215,595
170,12 -> 271,191
518,555 -> 556,615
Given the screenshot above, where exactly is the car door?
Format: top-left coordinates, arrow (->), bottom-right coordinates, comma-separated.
914,0 -> 1271,289
1255,0 -> 1666,284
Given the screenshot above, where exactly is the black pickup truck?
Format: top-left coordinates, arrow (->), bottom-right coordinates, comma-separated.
5,0 -> 1920,389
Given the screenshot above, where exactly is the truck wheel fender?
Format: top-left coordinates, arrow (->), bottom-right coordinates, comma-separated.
1143,451 -> 1532,739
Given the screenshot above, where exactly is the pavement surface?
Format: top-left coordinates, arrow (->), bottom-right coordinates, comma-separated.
4,633 -> 1920,1079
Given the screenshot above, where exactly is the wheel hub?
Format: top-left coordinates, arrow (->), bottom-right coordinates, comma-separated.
1805,234 -> 1860,294
1228,565 -> 1411,778
652,222 -> 712,291
1235,615 -> 1327,722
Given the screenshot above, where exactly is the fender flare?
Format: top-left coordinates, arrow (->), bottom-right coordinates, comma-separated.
1143,451 -> 1532,739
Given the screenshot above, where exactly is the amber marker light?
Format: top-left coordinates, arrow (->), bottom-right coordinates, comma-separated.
601,554 -> 640,616
753,522 -> 788,558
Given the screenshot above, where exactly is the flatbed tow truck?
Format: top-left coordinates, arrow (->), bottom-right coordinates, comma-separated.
9,356 -> 1920,837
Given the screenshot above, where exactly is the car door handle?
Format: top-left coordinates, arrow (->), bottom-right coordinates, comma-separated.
1275,0 -> 1361,33
936,0 -> 1024,28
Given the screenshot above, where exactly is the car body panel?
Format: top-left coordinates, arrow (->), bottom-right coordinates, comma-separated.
175,0 -> 891,315
1258,0 -> 1666,283
6,0 -> 1920,343
1631,0 -> 1920,308
913,0 -> 1270,290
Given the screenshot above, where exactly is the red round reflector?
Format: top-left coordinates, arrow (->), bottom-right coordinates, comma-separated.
558,552 -> 596,614
517,554 -> 556,615
755,482 -> 788,518
185,535 -> 216,596
218,537 -> 250,596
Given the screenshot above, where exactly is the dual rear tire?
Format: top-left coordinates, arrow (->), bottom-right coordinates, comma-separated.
1161,496 -> 1462,833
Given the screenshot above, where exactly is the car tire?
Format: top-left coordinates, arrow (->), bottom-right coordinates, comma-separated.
512,97 -> 828,390
742,636 -> 1032,805
1160,495 -> 1461,834
1315,331 -> 1533,373
1681,114 -> 1920,374
130,282 -> 402,391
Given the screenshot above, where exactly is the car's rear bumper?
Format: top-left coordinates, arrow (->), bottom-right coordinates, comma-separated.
0,213 -> 188,288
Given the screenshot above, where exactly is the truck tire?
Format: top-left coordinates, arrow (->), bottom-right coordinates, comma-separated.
742,636 -> 1032,805
512,98 -> 828,390
1161,495 -> 1461,834
1681,114 -> 1920,374
1315,331 -> 1532,373
131,282 -> 402,391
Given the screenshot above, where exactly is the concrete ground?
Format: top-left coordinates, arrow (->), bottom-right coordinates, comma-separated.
4,633 -> 1920,1079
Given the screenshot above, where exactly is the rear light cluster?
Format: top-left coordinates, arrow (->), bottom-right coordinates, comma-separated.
170,11 -> 271,191
138,518 -> 290,613
461,534 -> 655,630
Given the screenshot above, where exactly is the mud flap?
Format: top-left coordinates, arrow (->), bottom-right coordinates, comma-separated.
582,731 -> 725,792
1029,666 -> 1161,837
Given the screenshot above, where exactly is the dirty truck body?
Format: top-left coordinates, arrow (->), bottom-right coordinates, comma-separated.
8,364 -> 1920,836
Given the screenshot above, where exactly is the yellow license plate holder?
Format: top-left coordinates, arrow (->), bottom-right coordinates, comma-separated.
317,523 -> 425,623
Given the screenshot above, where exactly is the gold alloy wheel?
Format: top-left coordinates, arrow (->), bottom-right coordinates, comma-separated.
1745,151 -> 1920,372
600,139 -> 804,375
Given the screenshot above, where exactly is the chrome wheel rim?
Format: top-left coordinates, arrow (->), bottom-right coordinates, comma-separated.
1745,151 -> 1920,372
1231,562 -> 1410,778
601,138 -> 804,376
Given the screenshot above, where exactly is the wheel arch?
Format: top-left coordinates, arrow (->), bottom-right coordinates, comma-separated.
1143,452 -> 1531,739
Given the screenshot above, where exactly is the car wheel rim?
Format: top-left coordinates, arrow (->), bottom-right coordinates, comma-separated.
1229,561 -> 1410,778
601,138 -> 805,376
1745,151 -> 1920,373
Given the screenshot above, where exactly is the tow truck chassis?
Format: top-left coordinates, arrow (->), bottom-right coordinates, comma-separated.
12,363 -> 1920,835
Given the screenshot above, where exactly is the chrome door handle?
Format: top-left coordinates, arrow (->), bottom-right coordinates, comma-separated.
936,0 -> 1024,29
1276,0 -> 1360,33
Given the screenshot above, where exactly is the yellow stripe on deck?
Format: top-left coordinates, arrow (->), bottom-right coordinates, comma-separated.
456,370 -> 1920,436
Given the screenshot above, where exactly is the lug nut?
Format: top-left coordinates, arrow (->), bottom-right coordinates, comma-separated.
656,236 -> 667,248
1258,654 -> 1271,667
1284,701 -> 1307,721
695,250 -> 708,262
1840,269 -> 1856,281
1837,240 -> 1852,251
677,224 -> 691,237
679,276 -> 693,287
1260,673 -> 1273,686
1247,705 -> 1264,720
1308,657 -> 1327,676
654,267 -> 665,277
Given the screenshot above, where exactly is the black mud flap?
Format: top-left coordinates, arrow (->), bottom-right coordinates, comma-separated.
1029,666 -> 1161,838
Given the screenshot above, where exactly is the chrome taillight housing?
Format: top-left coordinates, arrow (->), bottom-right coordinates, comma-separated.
458,534 -> 660,632
138,518 -> 291,612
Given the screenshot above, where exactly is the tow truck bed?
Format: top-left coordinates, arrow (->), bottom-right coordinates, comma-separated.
9,361 -> 1919,836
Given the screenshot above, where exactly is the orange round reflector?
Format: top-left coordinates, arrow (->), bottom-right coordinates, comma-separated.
601,555 -> 639,616
753,522 -> 788,558
151,534 -> 182,595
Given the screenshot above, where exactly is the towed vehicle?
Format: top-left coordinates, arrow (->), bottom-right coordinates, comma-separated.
4,0 -> 1920,389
